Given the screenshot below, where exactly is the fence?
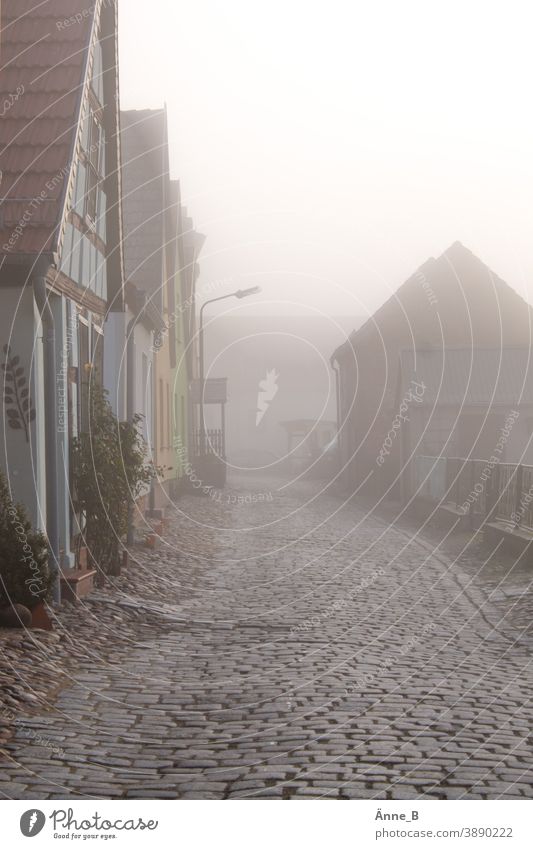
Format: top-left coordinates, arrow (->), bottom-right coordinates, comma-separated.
413,455 -> 533,531
192,428 -> 225,458
190,428 -> 227,489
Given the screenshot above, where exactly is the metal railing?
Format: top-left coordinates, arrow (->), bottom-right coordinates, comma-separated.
192,428 -> 225,458
413,455 -> 533,531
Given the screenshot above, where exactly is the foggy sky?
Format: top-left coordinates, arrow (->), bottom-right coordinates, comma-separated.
119,0 -> 533,321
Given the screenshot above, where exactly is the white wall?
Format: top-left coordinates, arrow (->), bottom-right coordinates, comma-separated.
132,321 -> 154,447
0,286 -> 46,531
103,310 -> 127,420
506,414 -> 533,465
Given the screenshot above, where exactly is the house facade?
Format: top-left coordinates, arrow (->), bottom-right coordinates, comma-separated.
120,109 -> 173,507
331,242 -> 533,499
120,109 -> 204,506
396,347 -> 533,501
0,0 -> 124,589
175,200 -> 205,483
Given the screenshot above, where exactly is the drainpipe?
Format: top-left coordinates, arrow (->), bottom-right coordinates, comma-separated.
126,299 -> 143,544
148,327 -> 157,516
126,309 -> 139,423
33,274 -> 60,604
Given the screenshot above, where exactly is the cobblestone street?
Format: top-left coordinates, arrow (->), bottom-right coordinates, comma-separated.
2,474 -> 533,800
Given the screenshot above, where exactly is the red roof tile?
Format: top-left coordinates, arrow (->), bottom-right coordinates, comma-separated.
0,1 -> 96,254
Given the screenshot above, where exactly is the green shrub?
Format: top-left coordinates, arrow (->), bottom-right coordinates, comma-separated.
71,382 -> 157,577
0,471 -> 52,609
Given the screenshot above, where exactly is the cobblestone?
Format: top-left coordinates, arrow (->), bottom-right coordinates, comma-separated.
1,474 -> 533,799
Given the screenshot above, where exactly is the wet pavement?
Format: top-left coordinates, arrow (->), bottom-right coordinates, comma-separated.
1,473 -> 533,799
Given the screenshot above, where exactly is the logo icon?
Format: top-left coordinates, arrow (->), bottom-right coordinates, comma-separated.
256,368 -> 279,425
20,810 -> 46,837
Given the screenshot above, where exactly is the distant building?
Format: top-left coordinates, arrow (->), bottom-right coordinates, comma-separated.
280,418 -> 336,476
396,347 -> 533,500
203,314 -> 359,470
171,182 -> 205,483
332,242 -> 533,498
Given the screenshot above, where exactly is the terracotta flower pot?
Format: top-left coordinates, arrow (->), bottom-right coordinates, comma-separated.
30,601 -> 53,631
145,533 -> 157,549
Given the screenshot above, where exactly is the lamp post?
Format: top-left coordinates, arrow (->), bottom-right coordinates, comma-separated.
198,286 -> 261,456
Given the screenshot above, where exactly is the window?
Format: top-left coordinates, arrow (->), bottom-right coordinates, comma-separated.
141,354 -> 148,418
78,319 -> 90,433
91,325 -> 104,384
181,396 -> 186,445
85,112 -> 102,226
142,354 -> 151,444
91,38 -> 104,104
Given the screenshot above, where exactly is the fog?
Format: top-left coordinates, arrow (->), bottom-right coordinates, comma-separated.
119,0 -> 533,320
3,0 -> 533,809
202,313 -> 361,467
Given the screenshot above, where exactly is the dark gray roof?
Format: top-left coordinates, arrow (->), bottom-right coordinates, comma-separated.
399,348 -> 533,407
333,241 -> 533,363
120,109 -> 168,312
125,281 -> 165,333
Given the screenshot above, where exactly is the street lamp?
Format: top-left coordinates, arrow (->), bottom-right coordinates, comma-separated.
198,286 -> 261,455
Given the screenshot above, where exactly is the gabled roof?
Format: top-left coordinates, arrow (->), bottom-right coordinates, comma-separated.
0,1 -> 96,255
333,242 -> 533,362
125,281 -> 166,333
399,348 -> 533,407
120,109 -> 169,310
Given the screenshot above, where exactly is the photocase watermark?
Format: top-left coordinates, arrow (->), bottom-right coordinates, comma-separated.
55,0 -> 115,30
57,315 -> 76,434
290,566 -> 386,637
460,409 -> 519,514
256,368 -> 279,425
21,807 -> 159,837
151,277 -> 234,354
511,482 -> 533,525
0,84 -> 24,118
415,269 -> 438,306
20,810 -> 46,838
376,379 -> 426,466
222,490 -> 273,504
343,621 -> 437,695
2,190 -> 51,253
174,437 -> 273,503
5,502 -> 47,598
1,706 -> 65,758
2,134 -> 102,253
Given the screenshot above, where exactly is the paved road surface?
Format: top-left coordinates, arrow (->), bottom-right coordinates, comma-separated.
1,474 -> 533,799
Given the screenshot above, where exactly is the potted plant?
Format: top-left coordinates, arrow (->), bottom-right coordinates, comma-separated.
0,471 -> 52,627
71,383 -> 158,581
